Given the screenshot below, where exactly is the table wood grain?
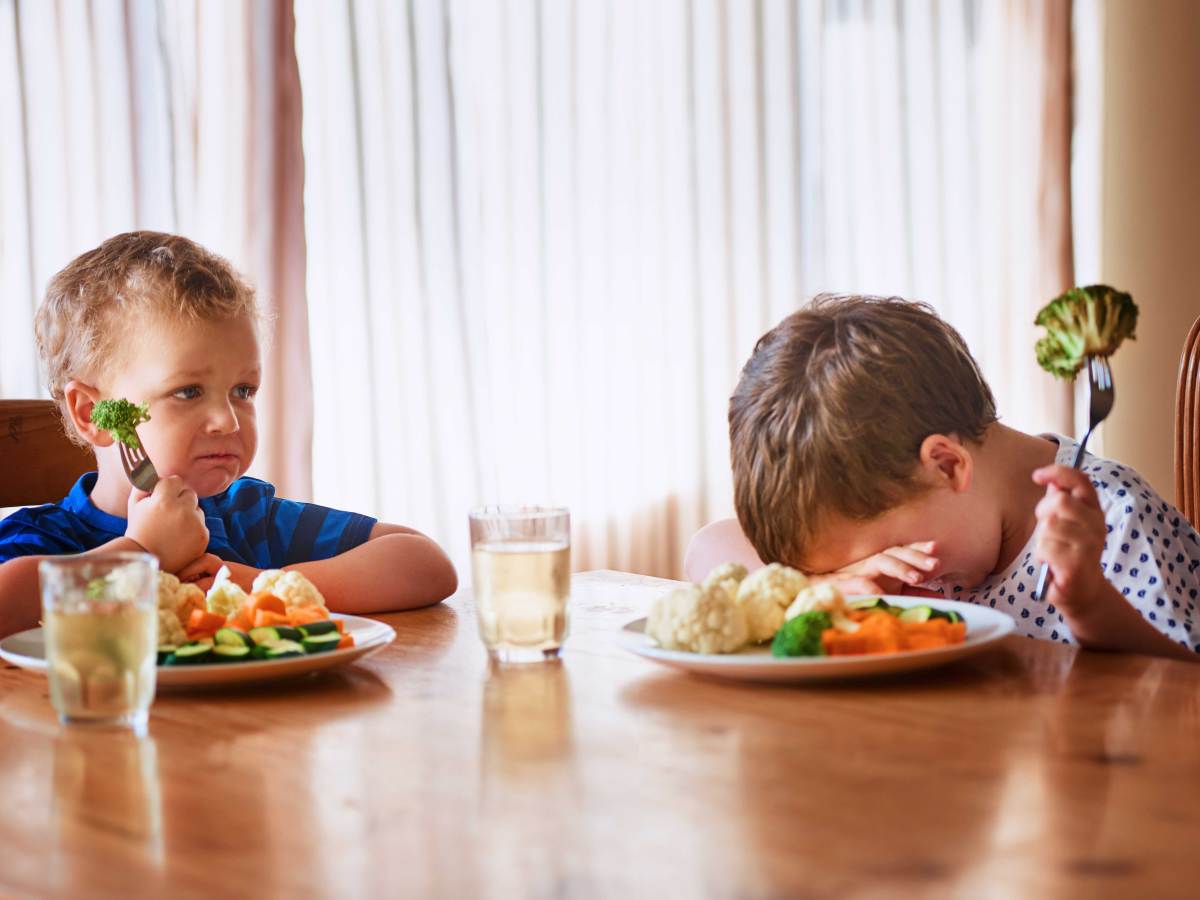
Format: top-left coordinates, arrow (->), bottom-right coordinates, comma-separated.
1,570 -> 1199,899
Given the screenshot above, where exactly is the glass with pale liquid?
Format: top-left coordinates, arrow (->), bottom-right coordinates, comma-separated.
39,553 -> 159,733
469,506 -> 570,663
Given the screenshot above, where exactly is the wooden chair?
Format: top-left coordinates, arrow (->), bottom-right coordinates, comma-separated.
1177,315 -> 1200,529
0,400 -> 94,508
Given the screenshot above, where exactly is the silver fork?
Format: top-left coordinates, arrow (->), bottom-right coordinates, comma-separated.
1033,355 -> 1115,601
118,434 -> 159,493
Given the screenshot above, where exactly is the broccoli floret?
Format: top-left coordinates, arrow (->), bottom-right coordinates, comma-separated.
90,398 -> 150,449
770,610 -> 832,658
1034,284 -> 1139,380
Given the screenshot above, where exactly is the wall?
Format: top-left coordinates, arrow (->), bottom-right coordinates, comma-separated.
1100,0 -> 1200,498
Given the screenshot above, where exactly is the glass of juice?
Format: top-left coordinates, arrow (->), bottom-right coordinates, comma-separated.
39,552 -> 159,733
469,506 -> 570,663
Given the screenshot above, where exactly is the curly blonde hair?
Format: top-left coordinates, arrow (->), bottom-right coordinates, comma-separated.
34,231 -> 260,446
729,294 -> 998,569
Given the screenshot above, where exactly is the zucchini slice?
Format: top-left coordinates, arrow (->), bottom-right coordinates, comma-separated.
212,644 -> 252,661
848,597 -> 890,611
166,640 -> 214,665
215,627 -> 253,648
301,632 -> 342,654
298,620 -> 338,637
897,605 -> 933,623
249,625 -> 303,645
252,639 -> 305,660
157,646 -> 179,665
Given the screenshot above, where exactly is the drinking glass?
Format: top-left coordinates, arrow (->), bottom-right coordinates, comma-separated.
39,553 -> 159,733
469,506 -> 570,663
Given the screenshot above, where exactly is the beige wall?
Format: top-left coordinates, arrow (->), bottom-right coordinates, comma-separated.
1100,0 -> 1200,499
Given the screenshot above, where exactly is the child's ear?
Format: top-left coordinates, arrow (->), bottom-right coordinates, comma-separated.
62,380 -> 113,447
918,433 -> 972,492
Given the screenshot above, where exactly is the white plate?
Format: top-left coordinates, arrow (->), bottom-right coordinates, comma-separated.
618,596 -> 1015,683
0,613 -> 395,689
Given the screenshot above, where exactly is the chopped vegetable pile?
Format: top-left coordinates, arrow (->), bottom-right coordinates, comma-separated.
645,564 -> 968,657
90,398 -> 151,449
1034,284 -> 1138,379
155,568 -> 354,665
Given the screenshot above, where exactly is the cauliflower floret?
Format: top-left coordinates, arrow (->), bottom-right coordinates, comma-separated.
784,582 -> 859,633
156,607 -> 187,648
251,569 -> 327,612
645,582 -> 748,654
701,562 -> 748,597
205,566 -> 249,618
156,572 -> 204,627
735,563 -> 809,643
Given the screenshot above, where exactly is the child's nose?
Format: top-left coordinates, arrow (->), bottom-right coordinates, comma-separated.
206,401 -> 240,434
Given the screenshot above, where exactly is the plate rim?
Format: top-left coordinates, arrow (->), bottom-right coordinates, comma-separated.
0,612 -> 396,685
618,595 -> 1015,672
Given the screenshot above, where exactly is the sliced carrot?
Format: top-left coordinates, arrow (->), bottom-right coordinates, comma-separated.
253,609 -> 292,628
333,619 -> 346,634
249,593 -> 287,616
229,605 -> 255,632
187,609 -> 226,636
288,606 -> 330,627
336,633 -> 355,650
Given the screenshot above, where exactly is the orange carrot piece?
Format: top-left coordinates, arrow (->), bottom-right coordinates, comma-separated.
333,619 -> 346,634
253,609 -> 292,628
229,606 -> 255,632
187,609 -> 226,636
288,606 -> 330,627
336,633 -> 355,650
250,593 -> 287,615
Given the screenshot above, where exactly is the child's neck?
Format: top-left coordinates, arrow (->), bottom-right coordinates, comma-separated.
985,424 -> 1060,575
88,453 -> 135,519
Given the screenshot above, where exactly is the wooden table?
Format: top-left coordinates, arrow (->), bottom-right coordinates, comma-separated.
2,570 -> 1199,899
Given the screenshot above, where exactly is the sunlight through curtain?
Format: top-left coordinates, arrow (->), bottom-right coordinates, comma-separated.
293,0 -> 1076,579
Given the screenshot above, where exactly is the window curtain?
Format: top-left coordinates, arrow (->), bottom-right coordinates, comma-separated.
0,0 -> 312,500
294,0 -> 1075,579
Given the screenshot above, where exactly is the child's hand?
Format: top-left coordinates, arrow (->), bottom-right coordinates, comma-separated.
176,553 -> 225,588
1032,465 -> 1107,614
820,541 -> 941,594
126,476 -> 209,574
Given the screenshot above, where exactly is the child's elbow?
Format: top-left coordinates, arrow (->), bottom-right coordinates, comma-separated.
406,537 -> 458,607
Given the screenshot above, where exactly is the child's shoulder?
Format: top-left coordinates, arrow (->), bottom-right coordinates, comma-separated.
0,501 -> 90,562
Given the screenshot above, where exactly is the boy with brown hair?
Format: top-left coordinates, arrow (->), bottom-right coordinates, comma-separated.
687,294 -> 1200,661
0,231 -> 457,637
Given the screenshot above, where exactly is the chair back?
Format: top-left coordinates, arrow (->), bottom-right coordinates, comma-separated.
0,400 -> 94,508
1177,316 -> 1200,528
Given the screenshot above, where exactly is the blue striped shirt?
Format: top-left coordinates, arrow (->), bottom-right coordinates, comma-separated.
0,474 -> 376,568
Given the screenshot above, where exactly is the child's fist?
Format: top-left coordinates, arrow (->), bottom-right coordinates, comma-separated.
824,541 -> 941,595
1032,464 -> 1107,611
126,476 -> 210,573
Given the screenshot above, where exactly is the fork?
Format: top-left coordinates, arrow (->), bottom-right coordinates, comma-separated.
118,434 -> 159,493
1033,355 -> 1115,601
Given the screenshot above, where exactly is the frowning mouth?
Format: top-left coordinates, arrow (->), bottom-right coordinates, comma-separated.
197,453 -> 239,462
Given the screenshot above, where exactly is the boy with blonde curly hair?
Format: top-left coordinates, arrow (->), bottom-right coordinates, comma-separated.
0,231 -> 456,636
687,294 -> 1200,661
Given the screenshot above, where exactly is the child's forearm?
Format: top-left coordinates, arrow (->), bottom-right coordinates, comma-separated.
0,537 -> 146,637
284,533 -> 457,614
1070,581 -> 1198,663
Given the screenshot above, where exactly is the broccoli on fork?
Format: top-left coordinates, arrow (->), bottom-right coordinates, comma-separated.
90,399 -> 151,450
1034,284 -> 1138,380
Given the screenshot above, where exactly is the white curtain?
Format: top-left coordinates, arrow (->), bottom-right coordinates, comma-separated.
294,0 -> 1075,580
0,0 -> 311,498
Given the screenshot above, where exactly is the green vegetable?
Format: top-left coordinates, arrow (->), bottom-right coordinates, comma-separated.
298,620 -> 339,637
249,625 -> 302,645
90,398 -> 151,449
1034,285 -> 1139,379
164,640 -> 214,665
212,644 -> 252,661
898,605 -> 933,623
300,632 -> 341,654
770,611 -> 832,658
214,628 -> 253,649
253,639 -> 305,660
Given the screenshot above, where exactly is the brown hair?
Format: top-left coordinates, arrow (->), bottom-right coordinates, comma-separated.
729,294 -> 997,568
34,231 -> 259,445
